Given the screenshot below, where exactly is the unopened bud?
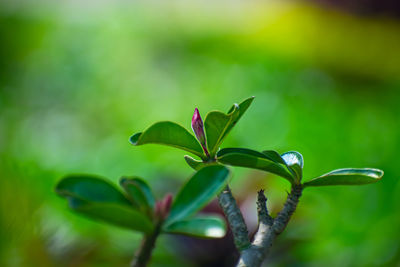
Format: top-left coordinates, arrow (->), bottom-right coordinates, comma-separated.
161,193 -> 173,216
191,108 -> 209,157
155,193 -> 173,220
155,201 -> 163,218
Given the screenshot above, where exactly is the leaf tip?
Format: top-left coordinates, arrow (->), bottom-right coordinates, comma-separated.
54,176 -> 72,197
129,132 -> 142,145
54,183 -> 63,196
119,177 -> 128,186
370,168 -> 384,179
183,155 -> 194,164
241,96 -> 255,106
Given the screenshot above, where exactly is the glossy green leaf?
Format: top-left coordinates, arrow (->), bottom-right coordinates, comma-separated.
219,147 -> 268,158
225,96 -> 255,137
184,155 -> 220,171
217,148 -> 295,183
67,197 -> 153,234
163,215 -> 226,238
166,165 -> 230,225
56,176 -> 153,233
303,168 -> 384,187
184,155 -> 205,170
204,97 -> 254,156
281,151 -> 304,182
261,150 -> 287,165
55,175 -> 131,206
204,109 -> 238,157
120,177 -> 155,217
130,121 -> 206,160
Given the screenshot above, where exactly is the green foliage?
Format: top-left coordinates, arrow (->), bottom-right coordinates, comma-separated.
165,165 -> 230,225
217,148 -> 296,184
130,121 -> 207,160
56,175 -> 153,233
303,168 -> 384,187
68,198 -> 154,234
130,97 -> 254,162
120,177 -> 155,217
163,215 -> 226,238
128,97 -> 383,190
184,155 -> 220,171
217,147 -> 383,187
184,155 -> 206,170
204,96 -> 254,157
2,5 -> 396,265
56,166 -> 229,239
56,96 -> 384,265
56,175 -> 132,205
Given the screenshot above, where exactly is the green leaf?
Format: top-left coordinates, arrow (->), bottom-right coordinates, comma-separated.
166,165 -> 230,225
67,198 -> 153,234
261,150 -> 287,165
55,175 -> 131,206
204,97 -> 254,156
56,176 -> 153,233
120,177 -> 155,217
281,151 -> 304,182
130,121 -> 206,160
303,168 -> 384,187
204,110 -> 237,157
226,96 -> 255,134
184,155 -> 220,171
217,148 -> 295,183
163,215 -> 226,238
219,147 -> 265,158
184,155 -> 206,170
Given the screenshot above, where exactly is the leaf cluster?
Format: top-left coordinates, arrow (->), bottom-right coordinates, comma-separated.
56,96 -> 383,244
130,96 -> 383,187
56,166 -> 230,238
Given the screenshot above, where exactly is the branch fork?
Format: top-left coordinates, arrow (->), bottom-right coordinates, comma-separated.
217,184 -> 303,267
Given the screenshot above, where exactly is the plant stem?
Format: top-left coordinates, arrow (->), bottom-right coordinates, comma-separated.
237,185 -> 303,267
217,185 -> 251,250
131,222 -> 162,267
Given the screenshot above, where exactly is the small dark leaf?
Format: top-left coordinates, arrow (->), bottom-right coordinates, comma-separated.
56,176 -> 153,233
56,175 -> 131,206
184,155 -> 206,170
303,168 -> 383,187
120,177 -> 155,217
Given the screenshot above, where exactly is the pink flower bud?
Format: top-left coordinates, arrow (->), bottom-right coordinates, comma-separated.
155,193 -> 174,220
191,108 -> 209,157
155,201 -> 163,219
161,193 -> 173,216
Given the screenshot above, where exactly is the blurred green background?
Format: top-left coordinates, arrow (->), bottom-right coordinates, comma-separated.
1,0 -> 399,266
